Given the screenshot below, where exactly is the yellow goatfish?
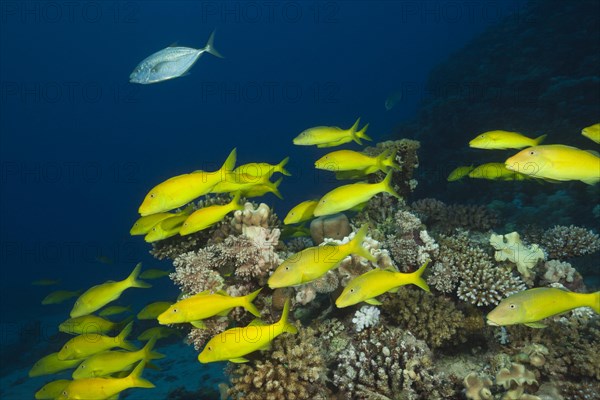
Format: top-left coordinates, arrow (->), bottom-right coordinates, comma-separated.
283,199 -> 319,225
198,299 -> 297,363
138,148 -> 236,216
42,290 -> 82,305
59,315 -> 129,335
313,171 -> 400,217
72,336 -> 163,379
293,118 -> 371,147
241,176 -> 283,199
35,380 -> 71,400
137,326 -> 180,342
468,163 -> 528,181
143,212 -> 189,242
447,165 -> 474,182
315,149 -> 399,174
158,289 -> 262,328
469,130 -> 547,150
234,156 -> 291,178
582,123 -> 600,143
70,263 -> 151,318
179,192 -> 244,236
268,225 -> 376,288
335,262 -> 430,308
487,287 -> 600,328
139,268 -> 172,279
137,301 -> 172,320
57,322 -> 137,361
29,353 -> 82,377
130,205 -> 193,235
505,144 -> 600,185
57,360 -> 154,400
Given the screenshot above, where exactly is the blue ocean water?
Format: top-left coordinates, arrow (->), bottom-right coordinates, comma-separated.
1,1 -> 598,399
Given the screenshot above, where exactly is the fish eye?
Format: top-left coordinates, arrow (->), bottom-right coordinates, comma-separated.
150,193 -> 156,198
349,288 -> 355,293
173,308 -> 177,313
284,266 -> 290,271
480,135 -> 485,138
81,365 -> 85,369
207,346 -> 212,351
529,151 -> 535,155
509,304 -> 516,309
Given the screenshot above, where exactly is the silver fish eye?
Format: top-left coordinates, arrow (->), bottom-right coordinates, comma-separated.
509,304 -> 516,309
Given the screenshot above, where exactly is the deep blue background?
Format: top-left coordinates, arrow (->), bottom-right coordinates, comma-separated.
0,1 -> 525,324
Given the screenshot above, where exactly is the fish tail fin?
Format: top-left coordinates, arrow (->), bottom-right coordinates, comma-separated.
356,123 -> 372,142
219,148 -> 237,183
383,150 -> 400,171
409,261 -> 431,292
116,315 -> 135,331
381,170 -> 401,199
277,156 -> 292,176
230,191 -> 244,211
534,134 -> 547,145
127,263 -> 152,289
349,225 -> 377,263
117,322 -> 138,351
204,30 -> 224,58
128,361 -> 155,389
279,299 -> 298,334
349,118 -> 363,145
269,177 -> 284,199
243,288 -> 262,317
142,335 -> 165,361
589,291 -> 600,313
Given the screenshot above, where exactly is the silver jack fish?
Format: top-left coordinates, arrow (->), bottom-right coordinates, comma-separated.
130,30 -> 223,84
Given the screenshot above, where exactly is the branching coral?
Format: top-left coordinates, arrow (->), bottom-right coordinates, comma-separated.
227,326 -> 329,400
333,325 -> 457,399
380,288 -> 471,349
427,231 -> 526,306
538,225 -> 600,259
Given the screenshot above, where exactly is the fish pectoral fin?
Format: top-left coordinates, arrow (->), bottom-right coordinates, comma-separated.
524,322 -> 547,329
190,320 -> 207,329
364,298 -> 383,306
229,357 -> 250,363
387,287 -> 399,294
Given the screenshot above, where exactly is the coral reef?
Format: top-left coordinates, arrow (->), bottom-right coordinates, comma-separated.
227,326 -> 329,400
537,225 -> 600,259
309,213 -> 351,244
352,306 -> 380,332
427,231 -> 526,306
490,232 -> 545,279
411,198 -> 499,234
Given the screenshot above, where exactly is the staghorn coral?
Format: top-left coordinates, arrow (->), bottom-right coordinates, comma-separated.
227,325 -> 329,400
380,288 -> 471,349
428,231 -> 526,306
538,225 -> 600,259
333,325 -> 457,399
352,305 -> 380,332
411,198 -> 499,234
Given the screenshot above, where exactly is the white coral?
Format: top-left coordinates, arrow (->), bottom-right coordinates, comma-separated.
543,260 -> 576,283
352,306 -> 380,332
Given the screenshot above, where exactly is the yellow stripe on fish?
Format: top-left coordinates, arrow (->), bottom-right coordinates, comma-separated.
268,225 -> 376,288
57,360 -> 154,400
293,118 -> 371,147
70,263 -> 151,318
158,289 -> 262,327
335,262 -> 430,308
469,130 -> 547,150
313,171 -> 400,217
487,287 -> 600,328
198,299 -> 297,363
505,144 -> 600,185
138,148 -> 236,216
180,192 -> 244,236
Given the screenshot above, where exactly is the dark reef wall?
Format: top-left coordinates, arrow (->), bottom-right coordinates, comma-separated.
399,0 -> 600,227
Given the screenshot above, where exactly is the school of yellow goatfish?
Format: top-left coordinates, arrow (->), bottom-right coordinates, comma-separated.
31,121 -> 600,399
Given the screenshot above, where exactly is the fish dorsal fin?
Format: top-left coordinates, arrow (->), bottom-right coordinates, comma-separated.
168,41 -> 179,47
384,266 -> 398,272
248,318 -> 267,327
364,298 -> 383,306
524,322 -> 547,329
215,290 -> 229,296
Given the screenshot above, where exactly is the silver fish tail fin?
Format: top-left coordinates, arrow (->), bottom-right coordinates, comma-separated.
204,30 -> 224,58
